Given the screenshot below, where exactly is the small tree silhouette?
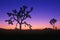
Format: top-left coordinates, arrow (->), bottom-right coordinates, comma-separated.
5,5 -> 33,30
49,18 -> 57,29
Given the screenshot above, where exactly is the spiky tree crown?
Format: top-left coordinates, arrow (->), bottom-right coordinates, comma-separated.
49,18 -> 57,25
5,5 -> 33,28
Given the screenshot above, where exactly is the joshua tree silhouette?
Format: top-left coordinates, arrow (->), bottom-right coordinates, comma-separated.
49,18 -> 57,29
5,5 -> 33,30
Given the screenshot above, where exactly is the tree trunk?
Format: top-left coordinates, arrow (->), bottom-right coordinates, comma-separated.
53,24 -> 55,29
20,23 -> 22,30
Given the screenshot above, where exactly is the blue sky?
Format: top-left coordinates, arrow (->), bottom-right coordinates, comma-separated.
0,0 -> 60,29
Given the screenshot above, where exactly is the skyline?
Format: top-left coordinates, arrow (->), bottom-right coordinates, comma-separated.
0,0 -> 60,30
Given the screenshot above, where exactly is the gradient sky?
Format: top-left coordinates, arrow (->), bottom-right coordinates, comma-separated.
0,0 -> 60,30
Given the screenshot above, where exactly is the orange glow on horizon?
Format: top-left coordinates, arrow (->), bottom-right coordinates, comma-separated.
0,24 -> 60,30
0,22 -> 60,30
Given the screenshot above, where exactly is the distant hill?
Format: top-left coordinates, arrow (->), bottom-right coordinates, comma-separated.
43,28 -> 53,30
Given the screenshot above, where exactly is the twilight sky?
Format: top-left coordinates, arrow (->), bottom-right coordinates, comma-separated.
0,0 -> 60,30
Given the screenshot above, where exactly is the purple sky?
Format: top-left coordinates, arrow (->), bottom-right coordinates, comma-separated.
0,0 -> 60,29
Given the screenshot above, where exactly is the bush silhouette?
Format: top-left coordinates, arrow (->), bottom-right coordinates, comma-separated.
5,5 -> 33,30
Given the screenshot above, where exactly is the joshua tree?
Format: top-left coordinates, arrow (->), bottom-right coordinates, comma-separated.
49,18 -> 57,29
5,5 -> 33,30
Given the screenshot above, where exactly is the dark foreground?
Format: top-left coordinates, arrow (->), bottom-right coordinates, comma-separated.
0,28 -> 60,40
